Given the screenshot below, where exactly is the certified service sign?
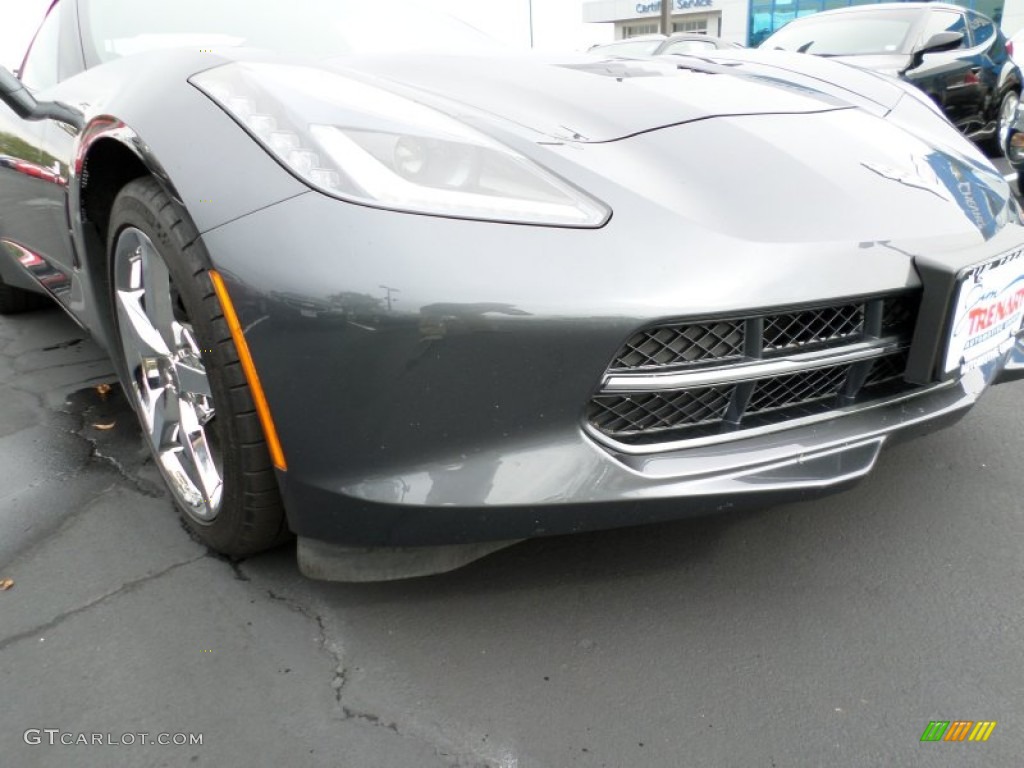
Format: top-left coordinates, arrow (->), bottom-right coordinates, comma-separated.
945,249 -> 1024,373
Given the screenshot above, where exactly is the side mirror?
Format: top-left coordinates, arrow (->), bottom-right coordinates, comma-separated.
0,66 -> 83,129
0,66 -> 39,119
909,31 -> 964,70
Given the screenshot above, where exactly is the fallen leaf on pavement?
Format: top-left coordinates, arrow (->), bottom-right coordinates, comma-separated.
0,579 -> 14,591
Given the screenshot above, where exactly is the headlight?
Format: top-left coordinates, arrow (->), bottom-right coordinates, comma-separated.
191,63 -> 610,227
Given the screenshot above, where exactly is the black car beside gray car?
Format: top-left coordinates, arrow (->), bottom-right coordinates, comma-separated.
3,0 -> 1024,581
762,3 -> 1022,154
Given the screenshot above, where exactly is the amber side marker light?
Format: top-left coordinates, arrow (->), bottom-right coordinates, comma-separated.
209,270 -> 288,471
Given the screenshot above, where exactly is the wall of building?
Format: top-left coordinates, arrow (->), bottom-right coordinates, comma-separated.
583,0 -> 749,44
1003,0 -> 1024,34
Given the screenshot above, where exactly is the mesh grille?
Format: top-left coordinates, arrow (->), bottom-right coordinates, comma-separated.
588,386 -> 733,436
747,365 -> 849,415
762,304 -> 863,353
589,291 -> 923,444
612,321 -> 743,370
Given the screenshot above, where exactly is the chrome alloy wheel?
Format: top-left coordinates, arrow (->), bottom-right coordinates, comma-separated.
113,226 -> 223,522
998,91 -> 1020,154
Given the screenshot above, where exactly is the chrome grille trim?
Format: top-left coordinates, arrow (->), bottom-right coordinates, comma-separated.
601,337 -> 904,392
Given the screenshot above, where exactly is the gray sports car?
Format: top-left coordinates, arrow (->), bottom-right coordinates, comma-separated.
2,0 -> 1024,580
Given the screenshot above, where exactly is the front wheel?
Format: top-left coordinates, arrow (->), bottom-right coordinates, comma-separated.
108,178 -> 289,556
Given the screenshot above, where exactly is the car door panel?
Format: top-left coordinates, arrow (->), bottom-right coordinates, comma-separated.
0,0 -> 81,304
0,104 -> 53,292
906,9 -> 986,133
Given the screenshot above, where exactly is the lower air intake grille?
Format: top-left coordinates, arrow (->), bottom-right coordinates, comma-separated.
762,304 -> 863,353
588,292 -> 923,445
612,320 -> 744,370
589,386 -> 734,437
746,364 -> 849,415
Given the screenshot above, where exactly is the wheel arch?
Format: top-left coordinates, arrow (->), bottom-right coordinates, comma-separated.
72,118 -> 187,352
994,65 -> 1023,115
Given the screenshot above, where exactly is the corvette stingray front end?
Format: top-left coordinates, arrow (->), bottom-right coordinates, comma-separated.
1,0 -> 1023,580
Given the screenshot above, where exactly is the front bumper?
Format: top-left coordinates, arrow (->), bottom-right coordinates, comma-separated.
198,160 -> 1024,547
275,368 -> 992,546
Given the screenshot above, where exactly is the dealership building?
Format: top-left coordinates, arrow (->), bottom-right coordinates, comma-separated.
582,0 -> 1008,47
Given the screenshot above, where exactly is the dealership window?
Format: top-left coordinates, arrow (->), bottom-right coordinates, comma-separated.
748,0 -> 1005,47
623,23 -> 660,38
673,20 -> 708,33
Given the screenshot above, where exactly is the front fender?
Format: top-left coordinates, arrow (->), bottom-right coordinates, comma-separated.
50,49 -> 308,236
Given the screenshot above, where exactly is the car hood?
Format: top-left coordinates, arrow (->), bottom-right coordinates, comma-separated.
48,46 -> 1008,245
322,50 -> 909,143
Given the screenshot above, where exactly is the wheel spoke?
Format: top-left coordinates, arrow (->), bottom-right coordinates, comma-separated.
177,401 -> 223,518
172,359 -> 213,398
144,385 -> 180,451
116,290 -> 171,361
141,241 -> 175,347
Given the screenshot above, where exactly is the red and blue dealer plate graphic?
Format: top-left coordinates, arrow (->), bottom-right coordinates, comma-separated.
945,248 -> 1024,373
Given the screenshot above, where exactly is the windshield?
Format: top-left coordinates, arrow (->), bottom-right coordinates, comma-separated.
761,10 -> 920,56
81,0 -> 497,65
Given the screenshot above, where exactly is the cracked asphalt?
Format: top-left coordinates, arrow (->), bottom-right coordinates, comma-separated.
2,305 -> 1023,768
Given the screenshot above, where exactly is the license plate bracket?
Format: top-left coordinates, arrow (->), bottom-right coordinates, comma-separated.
944,249 -> 1024,374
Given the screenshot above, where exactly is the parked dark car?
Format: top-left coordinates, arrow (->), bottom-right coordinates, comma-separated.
3,0 -> 1024,581
761,3 -> 1022,154
589,33 -> 743,58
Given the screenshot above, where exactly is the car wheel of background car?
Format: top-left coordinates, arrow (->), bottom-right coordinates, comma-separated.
108,177 -> 289,556
992,89 -> 1021,157
0,273 -> 49,314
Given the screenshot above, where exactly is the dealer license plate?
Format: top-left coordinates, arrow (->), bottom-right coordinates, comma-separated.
944,248 -> 1024,373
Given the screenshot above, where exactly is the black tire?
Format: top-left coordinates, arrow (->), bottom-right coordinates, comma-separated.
107,177 -> 290,556
0,274 -> 49,314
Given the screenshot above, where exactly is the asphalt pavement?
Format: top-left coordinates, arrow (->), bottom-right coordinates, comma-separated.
2,282 -> 1023,765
